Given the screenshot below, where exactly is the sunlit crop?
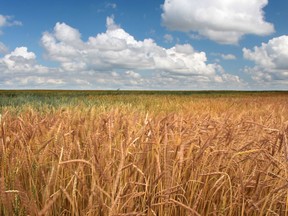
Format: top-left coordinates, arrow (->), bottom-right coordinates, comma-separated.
0,91 -> 287,215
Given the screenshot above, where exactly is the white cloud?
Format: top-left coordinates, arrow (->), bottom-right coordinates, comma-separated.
164,34 -> 173,43
0,15 -> 6,27
0,15 -> 21,58
9,47 -> 36,60
3,76 -> 65,89
243,35 -> 288,86
125,70 -> 141,79
105,3 -> 117,9
0,47 -> 49,73
54,22 -> 82,45
243,36 -> 288,69
14,76 -> 64,85
212,53 -> 236,60
0,14 -> 22,36
161,0 -> 274,44
0,16 -> 243,89
189,33 -> 203,40
0,42 -> 8,54
221,54 -> 236,60
41,16 -> 241,84
0,14 -> 22,28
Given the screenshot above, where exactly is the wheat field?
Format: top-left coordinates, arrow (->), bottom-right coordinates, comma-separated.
0,91 -> 288,215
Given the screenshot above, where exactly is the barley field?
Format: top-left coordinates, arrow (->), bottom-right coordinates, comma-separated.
0,91 -> 288,215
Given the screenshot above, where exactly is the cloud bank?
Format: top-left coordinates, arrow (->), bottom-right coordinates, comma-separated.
162,0 -> 274,44
0,16 -> 242,89
40,16 -> 241,86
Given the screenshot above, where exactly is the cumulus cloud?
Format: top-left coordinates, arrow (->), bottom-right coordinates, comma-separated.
0,47 -> 49,73
54,22 -> 82,45
161,0 -> 274,44
0,47 -> 65,88
243,35 -> 288,86
41,16 -> 241,86
1,16 -> 243,89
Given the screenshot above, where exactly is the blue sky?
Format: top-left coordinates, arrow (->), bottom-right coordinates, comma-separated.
0,0 -> 287,90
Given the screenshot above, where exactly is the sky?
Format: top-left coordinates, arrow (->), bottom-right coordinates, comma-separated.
0,0 -> 288,90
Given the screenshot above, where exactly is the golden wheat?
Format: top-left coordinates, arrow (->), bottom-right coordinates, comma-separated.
0,93 -> 287,215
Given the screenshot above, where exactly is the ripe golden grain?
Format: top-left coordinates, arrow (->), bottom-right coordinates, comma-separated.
0,93 -> 287,215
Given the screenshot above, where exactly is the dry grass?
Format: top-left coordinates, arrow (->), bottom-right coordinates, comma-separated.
0,93 -> 288,215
